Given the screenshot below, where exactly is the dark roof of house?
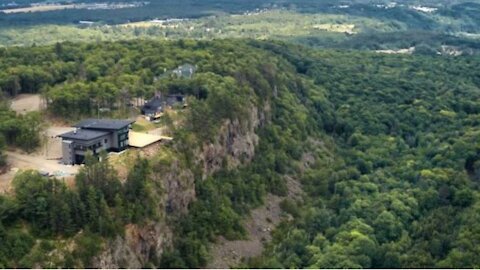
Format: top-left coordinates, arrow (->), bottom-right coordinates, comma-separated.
59,129 -> 110,141
74,119 -> 134,130
143,97 -> 163,109
142,95 -> 185,114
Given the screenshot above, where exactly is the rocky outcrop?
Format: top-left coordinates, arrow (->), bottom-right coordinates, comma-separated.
163,159 -> 196,214
197,102 -> 270,178
92,223 -> 172,268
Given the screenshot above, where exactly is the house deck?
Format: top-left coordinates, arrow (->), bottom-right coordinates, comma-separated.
128,131 -> 172,148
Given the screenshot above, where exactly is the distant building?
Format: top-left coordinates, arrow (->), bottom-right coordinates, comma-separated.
172,64 -> 196,78
58,119 -> 134,165
141,96 -> 163,119
141,94 -> 186,120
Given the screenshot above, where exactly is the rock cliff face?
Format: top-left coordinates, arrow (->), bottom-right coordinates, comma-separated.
163,158 -> 196,214
197,102 -> 270,178
92,223 -> 172,268
93,102 -> 271,268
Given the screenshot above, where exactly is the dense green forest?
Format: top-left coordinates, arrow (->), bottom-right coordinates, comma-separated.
244,41 -> 480,268
1,38 -> 480,268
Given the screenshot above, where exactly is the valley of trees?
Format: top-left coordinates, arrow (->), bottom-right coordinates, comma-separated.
1,37 -> 480,268
244,41 -> 480,268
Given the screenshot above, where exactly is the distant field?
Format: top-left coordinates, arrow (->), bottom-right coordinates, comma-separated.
215,10 -> 391,37
0,10 -> 379,46
119,21 -> 181,29
1,4 -> 76,14
312,24 -> 356,34
0,2 -> 147,14
119,21 -> 165,28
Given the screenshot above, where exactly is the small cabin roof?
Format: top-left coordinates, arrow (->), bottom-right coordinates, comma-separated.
143,96 -> 163,108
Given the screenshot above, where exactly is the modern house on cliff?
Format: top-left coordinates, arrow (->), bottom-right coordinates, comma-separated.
58,119 -> 134,165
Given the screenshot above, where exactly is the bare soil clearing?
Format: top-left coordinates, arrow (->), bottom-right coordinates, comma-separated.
0,150 -> 79,193
10,94 -> 44,114
0,126 -> 77,193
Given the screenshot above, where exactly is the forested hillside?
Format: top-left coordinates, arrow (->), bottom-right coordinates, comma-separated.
1,39 -> 480,268
246,42 -> 480,268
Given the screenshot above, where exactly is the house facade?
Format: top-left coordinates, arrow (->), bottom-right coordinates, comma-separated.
59,119 -> 134,165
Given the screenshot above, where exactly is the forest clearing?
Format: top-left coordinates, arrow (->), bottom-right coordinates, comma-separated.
10,94 -> 44,115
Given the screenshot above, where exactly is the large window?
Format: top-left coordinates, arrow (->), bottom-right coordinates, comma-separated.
74,145 -> 87,151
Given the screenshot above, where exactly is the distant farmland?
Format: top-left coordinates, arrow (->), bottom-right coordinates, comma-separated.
1,4 -> 76,14
0,2 -> 147,14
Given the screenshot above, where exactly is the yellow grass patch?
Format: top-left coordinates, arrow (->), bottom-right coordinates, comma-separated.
118,22 -> 179,29
312,23 -> 356,34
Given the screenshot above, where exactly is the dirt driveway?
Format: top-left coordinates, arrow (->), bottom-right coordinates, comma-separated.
0,126 -> 78,193
6,151 -> 78,174
0,150 -> 79,193
10,94 -> 44,114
